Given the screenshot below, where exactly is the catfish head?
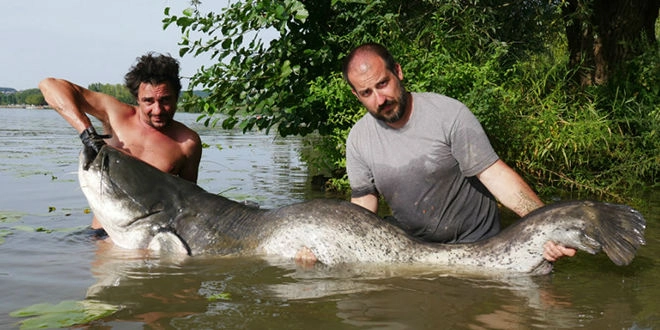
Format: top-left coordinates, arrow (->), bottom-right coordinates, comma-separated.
78,145 -> 201,254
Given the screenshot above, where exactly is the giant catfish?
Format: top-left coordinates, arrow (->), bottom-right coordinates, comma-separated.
78,145 -> 646,275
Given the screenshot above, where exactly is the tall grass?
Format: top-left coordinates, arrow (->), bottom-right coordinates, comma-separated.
475,44 -> 659,201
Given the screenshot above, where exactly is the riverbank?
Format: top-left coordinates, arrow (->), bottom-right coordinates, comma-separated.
0,104 -> 48,109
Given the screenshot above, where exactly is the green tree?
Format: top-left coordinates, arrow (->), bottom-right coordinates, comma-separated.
88,83 -> 135,104
2,89 -> 47,106
163,0 -> 554,135
164,0 -> 659,198
563,0 -> 659,86
163,0 -> 554,174
24,93 -> 45,105
0,92 -> 17,105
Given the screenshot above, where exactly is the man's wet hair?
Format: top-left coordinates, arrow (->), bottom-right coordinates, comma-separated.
124,52 -> 182,99
341,43 -> 397,90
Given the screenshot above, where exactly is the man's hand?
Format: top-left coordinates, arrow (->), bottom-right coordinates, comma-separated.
543,241 -> 577,262
80,126 -> 111,169
80,126 -> 109,152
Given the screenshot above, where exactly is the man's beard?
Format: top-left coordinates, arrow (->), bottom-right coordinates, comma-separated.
373,89 -> 408,124
148,113 -> 173,128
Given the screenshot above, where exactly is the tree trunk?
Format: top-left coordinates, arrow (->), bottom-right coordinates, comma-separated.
564,0 -> 659,86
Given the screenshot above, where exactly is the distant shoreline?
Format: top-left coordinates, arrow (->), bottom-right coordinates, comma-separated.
0,105 -> 49,109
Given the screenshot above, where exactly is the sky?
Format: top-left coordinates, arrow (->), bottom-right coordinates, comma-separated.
0,0 -> 234,91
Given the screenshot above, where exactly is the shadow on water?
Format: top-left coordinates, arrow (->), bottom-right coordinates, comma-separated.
1,108 -> 659,329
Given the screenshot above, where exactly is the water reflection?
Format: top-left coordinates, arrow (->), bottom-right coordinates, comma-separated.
198,134 -> 309,208
85,239 -> 595,329
187,120 -> 317,209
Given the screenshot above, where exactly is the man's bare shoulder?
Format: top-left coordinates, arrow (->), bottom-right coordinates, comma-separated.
169,120 -> 202,181
101,102 -> 139,126
169,120 -> 201,143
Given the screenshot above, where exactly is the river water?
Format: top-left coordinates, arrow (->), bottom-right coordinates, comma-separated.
0,107 -> 658,329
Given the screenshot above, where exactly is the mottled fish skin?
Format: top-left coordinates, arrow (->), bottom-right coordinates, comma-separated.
79,145 -> 646,275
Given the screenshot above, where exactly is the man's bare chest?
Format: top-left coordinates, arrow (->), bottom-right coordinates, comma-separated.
108,131 -> 184,175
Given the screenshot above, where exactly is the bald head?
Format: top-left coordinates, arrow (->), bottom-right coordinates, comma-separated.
342,43 -> 398,90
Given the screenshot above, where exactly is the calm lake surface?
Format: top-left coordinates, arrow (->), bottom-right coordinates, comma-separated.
1,107 -> 658,329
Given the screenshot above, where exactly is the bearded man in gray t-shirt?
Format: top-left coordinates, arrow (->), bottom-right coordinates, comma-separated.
342,43 -> 575,262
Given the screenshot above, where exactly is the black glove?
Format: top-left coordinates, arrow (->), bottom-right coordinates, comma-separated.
80,126 -> 111,169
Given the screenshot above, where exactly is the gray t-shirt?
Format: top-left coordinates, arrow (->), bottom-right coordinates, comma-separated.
346,92 -> 501,243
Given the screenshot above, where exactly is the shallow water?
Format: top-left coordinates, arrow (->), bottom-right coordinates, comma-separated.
1,108 -> 658,329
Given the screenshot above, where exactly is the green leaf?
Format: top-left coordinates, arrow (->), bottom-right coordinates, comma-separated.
176,16 -> 194,28
208,292 -> 232,301
222,38 -> 232,50
183,7 -> 194,17
222,117 -> 238,129
10,300 -> 119,329
0,229 -> 11,245
1,211 -> 25,223
290,1 -> 309,22
280,60 -> 293,78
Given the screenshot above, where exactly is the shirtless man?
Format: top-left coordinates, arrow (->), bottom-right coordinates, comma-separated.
39,52 -> 202,230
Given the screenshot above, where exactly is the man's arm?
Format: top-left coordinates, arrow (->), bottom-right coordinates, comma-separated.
476,159 -> 543,217
39,78 -> 123,133
351,193 -> 379,214
477,159 -> 576,261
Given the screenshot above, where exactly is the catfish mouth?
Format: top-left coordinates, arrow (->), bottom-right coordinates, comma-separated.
80,145 -> 164,228
100,168 -> 168,229
123,209 -> 164,228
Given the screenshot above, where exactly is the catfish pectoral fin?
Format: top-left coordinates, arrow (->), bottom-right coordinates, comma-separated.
148,231 -> 191,256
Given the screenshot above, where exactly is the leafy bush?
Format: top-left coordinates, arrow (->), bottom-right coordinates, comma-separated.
482,43 -> 659,199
